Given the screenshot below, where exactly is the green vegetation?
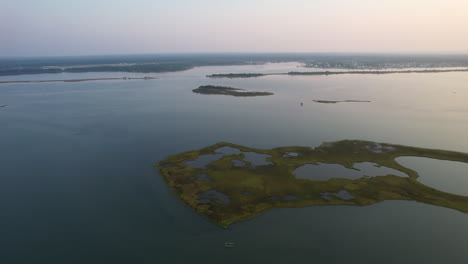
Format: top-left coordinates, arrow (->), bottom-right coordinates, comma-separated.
156,140 -> 468,228
193,85 -> 274,97
313,100 -> 371,104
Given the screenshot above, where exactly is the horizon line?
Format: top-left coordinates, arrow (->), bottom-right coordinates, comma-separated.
2,51 -> 468,59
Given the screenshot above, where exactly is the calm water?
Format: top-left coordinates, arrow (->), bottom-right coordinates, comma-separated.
1,63 -> 468,263
396,157 -> 468,196
294,162 -> 408,181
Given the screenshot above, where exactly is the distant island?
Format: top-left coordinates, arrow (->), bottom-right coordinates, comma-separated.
288,68 -> 468,75
157,140 -> 468,227
193,85 -> 273,97
0,77 -> 156,85
313,100 -> 371,104
207,68 -> 468,78
207,73 -> 268,78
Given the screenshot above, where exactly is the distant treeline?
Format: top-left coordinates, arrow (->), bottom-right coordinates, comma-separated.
0,63 -> 192,76
287,68 -> 468,75
3,53 -> 468,76
207,68 -> 468,78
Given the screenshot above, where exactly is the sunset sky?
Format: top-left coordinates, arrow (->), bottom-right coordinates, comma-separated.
1,0 -> 467,56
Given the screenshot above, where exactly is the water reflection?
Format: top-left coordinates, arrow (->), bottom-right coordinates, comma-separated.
396,157 -> 468,196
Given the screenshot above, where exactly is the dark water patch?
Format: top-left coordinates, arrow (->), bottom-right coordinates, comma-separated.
283,152 -> 299,157
197,174 -> 209,182
283,195 -> 299,201
186,147 -> 273,169
185,154 -> 223,168
354,162 -> 408,177
294,162 -> 407,181
396,157 -> 468,196
215,146 -> 242,155
215,146 -> 273,167
232,159 -> 246,167
321,190 -> 355,200
199,199 -> 211,204
243,152 -> 273,167
197,190 -> 230,205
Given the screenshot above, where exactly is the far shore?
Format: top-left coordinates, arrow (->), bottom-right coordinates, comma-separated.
0,76 -> 156,85
207,68 -> 468,78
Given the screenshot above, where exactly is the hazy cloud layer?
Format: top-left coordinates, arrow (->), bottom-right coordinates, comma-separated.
1,0 -> 467,56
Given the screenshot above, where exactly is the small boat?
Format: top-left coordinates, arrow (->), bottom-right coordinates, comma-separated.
224,242 -> 235,248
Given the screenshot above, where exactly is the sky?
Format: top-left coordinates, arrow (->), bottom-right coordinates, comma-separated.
1,0 -> 468,56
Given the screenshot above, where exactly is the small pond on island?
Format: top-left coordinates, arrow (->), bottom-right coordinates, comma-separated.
294,162 -> 408,181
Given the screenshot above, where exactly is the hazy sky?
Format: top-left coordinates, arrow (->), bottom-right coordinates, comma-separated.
1,0 -> 468,56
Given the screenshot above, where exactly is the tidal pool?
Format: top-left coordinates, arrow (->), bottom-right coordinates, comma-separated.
232,159 -> 246,167
321,190 -> 355,200
197,174 -> 209,182
396,157 -> 468,196
185,154 -> 223,168
186,146 -> 273,168
197,190 -> 230,205
294,162 -> 408,181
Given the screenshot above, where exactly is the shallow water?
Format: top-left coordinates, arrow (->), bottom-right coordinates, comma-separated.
1,62 -> 467,263
294,162 -> 408,181
198,190 -> 230,205
396,157 -> 468,196
321,190 -> 355,200
187,146 -> 273,168
232,159 -> 246,167
186,154 -> 224,168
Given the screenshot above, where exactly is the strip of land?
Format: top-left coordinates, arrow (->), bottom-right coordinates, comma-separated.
157,140 -> 468,228
0,77 -> 156,84
193,85 -> 273,97
313,100 -> 371,104
207,68 -> 468,78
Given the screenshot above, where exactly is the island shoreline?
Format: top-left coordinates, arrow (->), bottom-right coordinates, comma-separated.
0,77 -> 157,84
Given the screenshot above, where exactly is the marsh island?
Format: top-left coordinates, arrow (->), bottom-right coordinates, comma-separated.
193,85 -> 273,97
157,140 -> 468,227
207,73 -> 268,78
